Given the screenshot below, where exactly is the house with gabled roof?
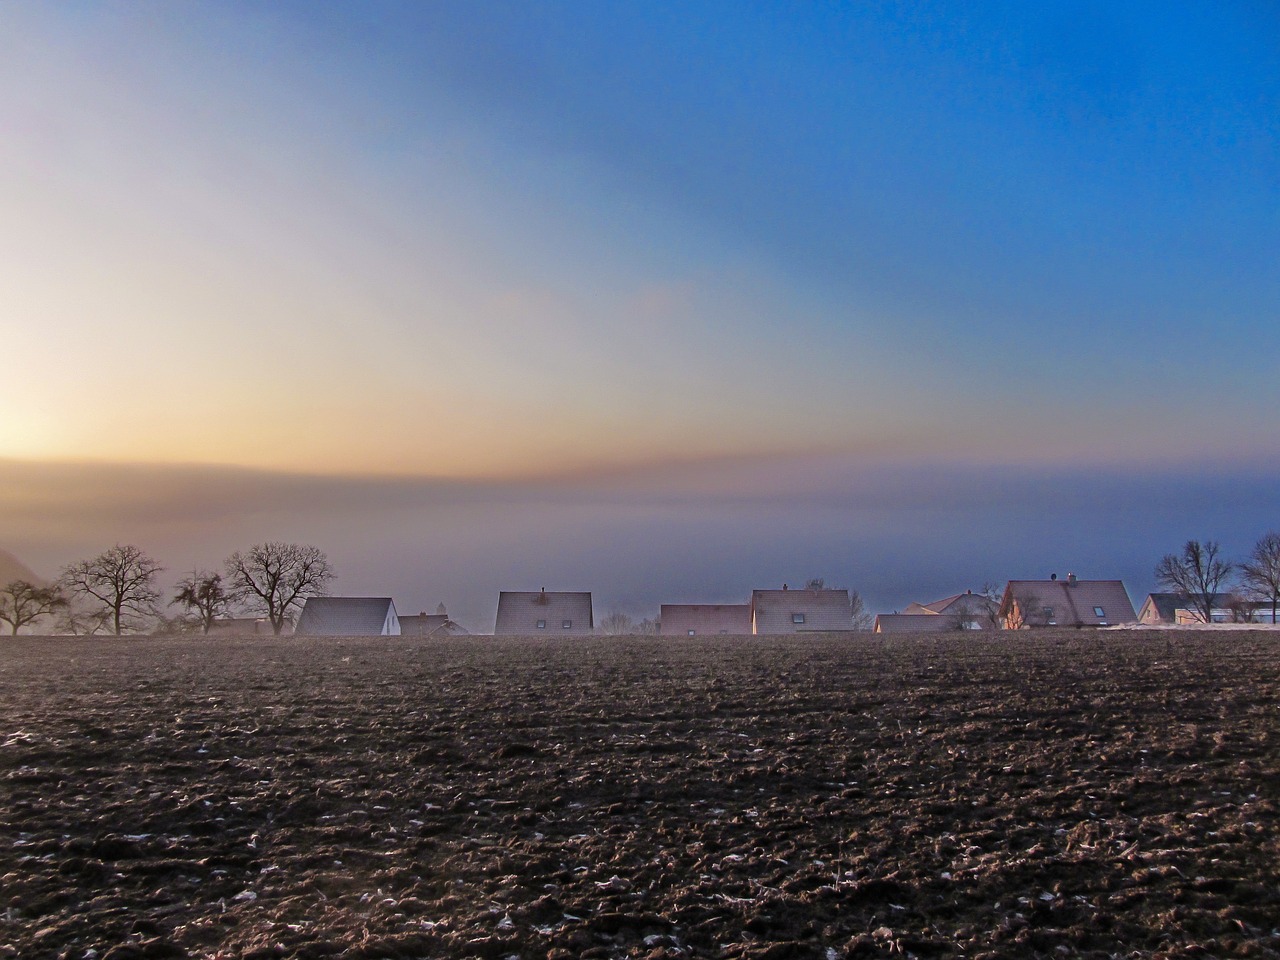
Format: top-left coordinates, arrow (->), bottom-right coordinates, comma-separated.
399,602 -> 470,638
999,575 -> 1135,629
750,585 -> 852,634
874,590 -> 1000,633
660,603 -> 751,636
294,597 -> 400,637
494,589 -> 593,635
1137,592 -> 1268,624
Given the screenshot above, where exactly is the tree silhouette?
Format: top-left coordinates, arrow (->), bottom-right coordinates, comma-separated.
225,543 -> 332,635
60,545 -> 163,636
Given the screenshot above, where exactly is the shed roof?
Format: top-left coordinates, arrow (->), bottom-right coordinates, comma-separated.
295,597 -> 399,636
660,604 -> 751,636
874,613 -> 956,634
398,613 -> 469,637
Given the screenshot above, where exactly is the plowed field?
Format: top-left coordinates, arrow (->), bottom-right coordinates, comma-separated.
2,631 -> 1277,959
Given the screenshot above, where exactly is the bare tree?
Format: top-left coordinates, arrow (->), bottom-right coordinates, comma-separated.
1001,589 -> 1052,629
60,545 -> 163,635
977,582 -> 1006,630
944,589 -> 1001,631
1240,531 -> 1280,625
1228,594 -> 1258,624
0,580 -> 67,635
636,617 -> 660,635
850,590 -> 873,631
172,570 -> 236,634
55,603 -> 114,637
225,543 -> 333,635
1003,601 -> 1029,630
1154,540 -> 1234,624
598,611 -> 634,635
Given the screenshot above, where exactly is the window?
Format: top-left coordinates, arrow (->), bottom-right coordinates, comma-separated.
792,613 -> 806,624
688,629 -> 696,636
1093,606 -> 1105,617
562,619 -> 572,629
536,619 -> 546,629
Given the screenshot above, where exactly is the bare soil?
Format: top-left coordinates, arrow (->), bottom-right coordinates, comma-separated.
1,631 -> 1277,959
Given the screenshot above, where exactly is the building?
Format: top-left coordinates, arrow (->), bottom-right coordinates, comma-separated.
205,617 -> 279,636
398,602 -> 470,638
750,586 -> 853,634
294,597 -> 400,636
494,589 -> 593,635
873,590 -> 1000,633
660,603 -> 752,636
999,576 -> 1136,629
1138,592 -> 1273,624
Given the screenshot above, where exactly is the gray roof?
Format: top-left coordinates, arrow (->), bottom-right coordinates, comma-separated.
874,613 -> 962,634
494,591 -> 593,635
1000,579 -> 1136,627
398,613 -> 469,637
660,604 -> 752,636
896,591 -> 998,622
750,588 -> 852,634
294,597 -> 399,636
206,617 -> 277,636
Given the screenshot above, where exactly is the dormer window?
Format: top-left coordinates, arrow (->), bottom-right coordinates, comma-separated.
562,619 -> 572,629
536,619 -> 546,629
792,613 -> 805,624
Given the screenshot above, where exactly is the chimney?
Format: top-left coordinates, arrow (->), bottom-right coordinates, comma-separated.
1050,573 -> 1058,581
1067,573 -> 1077,585
783,583 -> 788,591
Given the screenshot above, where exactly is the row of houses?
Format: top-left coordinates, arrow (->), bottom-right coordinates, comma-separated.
662,586 -> 856,635
286,586 -> 857,637
874,575 -> 1279,632
876,575 -> 1138,633
279,573 -> 1275,638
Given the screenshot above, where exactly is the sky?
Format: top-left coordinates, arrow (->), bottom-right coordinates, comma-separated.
2,2 -> 1278,629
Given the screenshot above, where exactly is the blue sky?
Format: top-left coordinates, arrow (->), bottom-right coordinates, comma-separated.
1,2 -> 1277,624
